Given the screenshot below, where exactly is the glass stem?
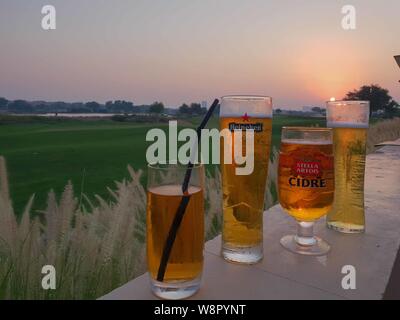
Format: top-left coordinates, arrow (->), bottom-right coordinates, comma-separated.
295,221 -> 317,246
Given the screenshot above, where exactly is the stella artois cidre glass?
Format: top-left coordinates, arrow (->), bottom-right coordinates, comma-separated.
220,95 -> 273,264
278,127 -> 334,256
146,163 -> 205,299
326,101 -> 370,233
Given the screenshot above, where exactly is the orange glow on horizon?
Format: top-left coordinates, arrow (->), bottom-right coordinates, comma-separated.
289,38 -> 366,103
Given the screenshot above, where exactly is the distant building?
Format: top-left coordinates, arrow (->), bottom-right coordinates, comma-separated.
201,101 -> 208,110
372,110 -> 385,117
302,106 -> 314,112
164,108 -> 179,115
275,109 -> 292,115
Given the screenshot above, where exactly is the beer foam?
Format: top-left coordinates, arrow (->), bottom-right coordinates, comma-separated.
281,139 -> 332,145
327,121 -> 369,129
326,101 -> 370,127
220,96 -> 273,118
220,113 -> 272,118
148,184 -> 202,196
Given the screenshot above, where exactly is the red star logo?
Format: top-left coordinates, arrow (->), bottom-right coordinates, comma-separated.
241,113 -> 250,122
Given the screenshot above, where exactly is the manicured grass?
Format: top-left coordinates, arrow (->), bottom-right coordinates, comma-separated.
0,115 -> 324,214
0,120 -> 160,214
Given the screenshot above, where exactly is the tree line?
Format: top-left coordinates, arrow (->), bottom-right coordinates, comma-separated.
275,84 -> 399,117
343,84 -> 399,117
0,98 -> 208,116
0,98 -> 152,114
0,84 -> 398,117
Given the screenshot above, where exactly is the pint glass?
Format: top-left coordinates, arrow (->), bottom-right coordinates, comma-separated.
278,127 -> 334,256
146,163 -> 205,299
326,101 -> 370,233
220,95 -> 272,264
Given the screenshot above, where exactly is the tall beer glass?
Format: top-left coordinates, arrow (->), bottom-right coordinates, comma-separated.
326,101 -> 370,233
220,95 -> 272,264
147,163 -> 205,299
278,127 -> 334,256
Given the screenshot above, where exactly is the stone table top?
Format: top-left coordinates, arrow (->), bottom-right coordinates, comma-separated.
101,142 -> 400,300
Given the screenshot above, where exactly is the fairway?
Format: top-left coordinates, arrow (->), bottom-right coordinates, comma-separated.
0,115 -> 324,214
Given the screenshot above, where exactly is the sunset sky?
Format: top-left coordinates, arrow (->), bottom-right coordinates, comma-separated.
0,0 -> 399,108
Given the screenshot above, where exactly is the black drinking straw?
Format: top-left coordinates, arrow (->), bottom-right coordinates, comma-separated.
156,98 -> 219,282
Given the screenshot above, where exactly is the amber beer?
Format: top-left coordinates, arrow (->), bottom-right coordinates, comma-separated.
146,164 -> 204,299
278,127 -> 334,256
220,96 -> 272,264
326,101 -> 370,233
278,139 -> 335,221
147,185 -> 204,280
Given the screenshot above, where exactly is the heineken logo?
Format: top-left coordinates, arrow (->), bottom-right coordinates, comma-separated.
228,114 -> 263,132
228,123 -> 263,132
241,113 -> 250,122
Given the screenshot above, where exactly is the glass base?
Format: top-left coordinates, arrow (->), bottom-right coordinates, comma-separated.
327,221 -> 365,234
222,243 -> 263,264
280,235 -> 330,256
150,275 -> 201,300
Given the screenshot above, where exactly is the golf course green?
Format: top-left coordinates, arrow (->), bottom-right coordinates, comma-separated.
0,115 -> 325,214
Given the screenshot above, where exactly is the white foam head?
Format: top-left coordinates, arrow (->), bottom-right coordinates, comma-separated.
281,138 -> 332,145
281,127 -> 332,144
327,121 -> 369,129
220,95 -> 272,118
326,101 -> 369,128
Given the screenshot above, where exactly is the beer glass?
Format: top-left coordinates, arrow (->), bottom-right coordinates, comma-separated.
326,101 -> 370,233
146,163 -> 205,299
220,95 -> 273,264
278,127 -> 334,256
